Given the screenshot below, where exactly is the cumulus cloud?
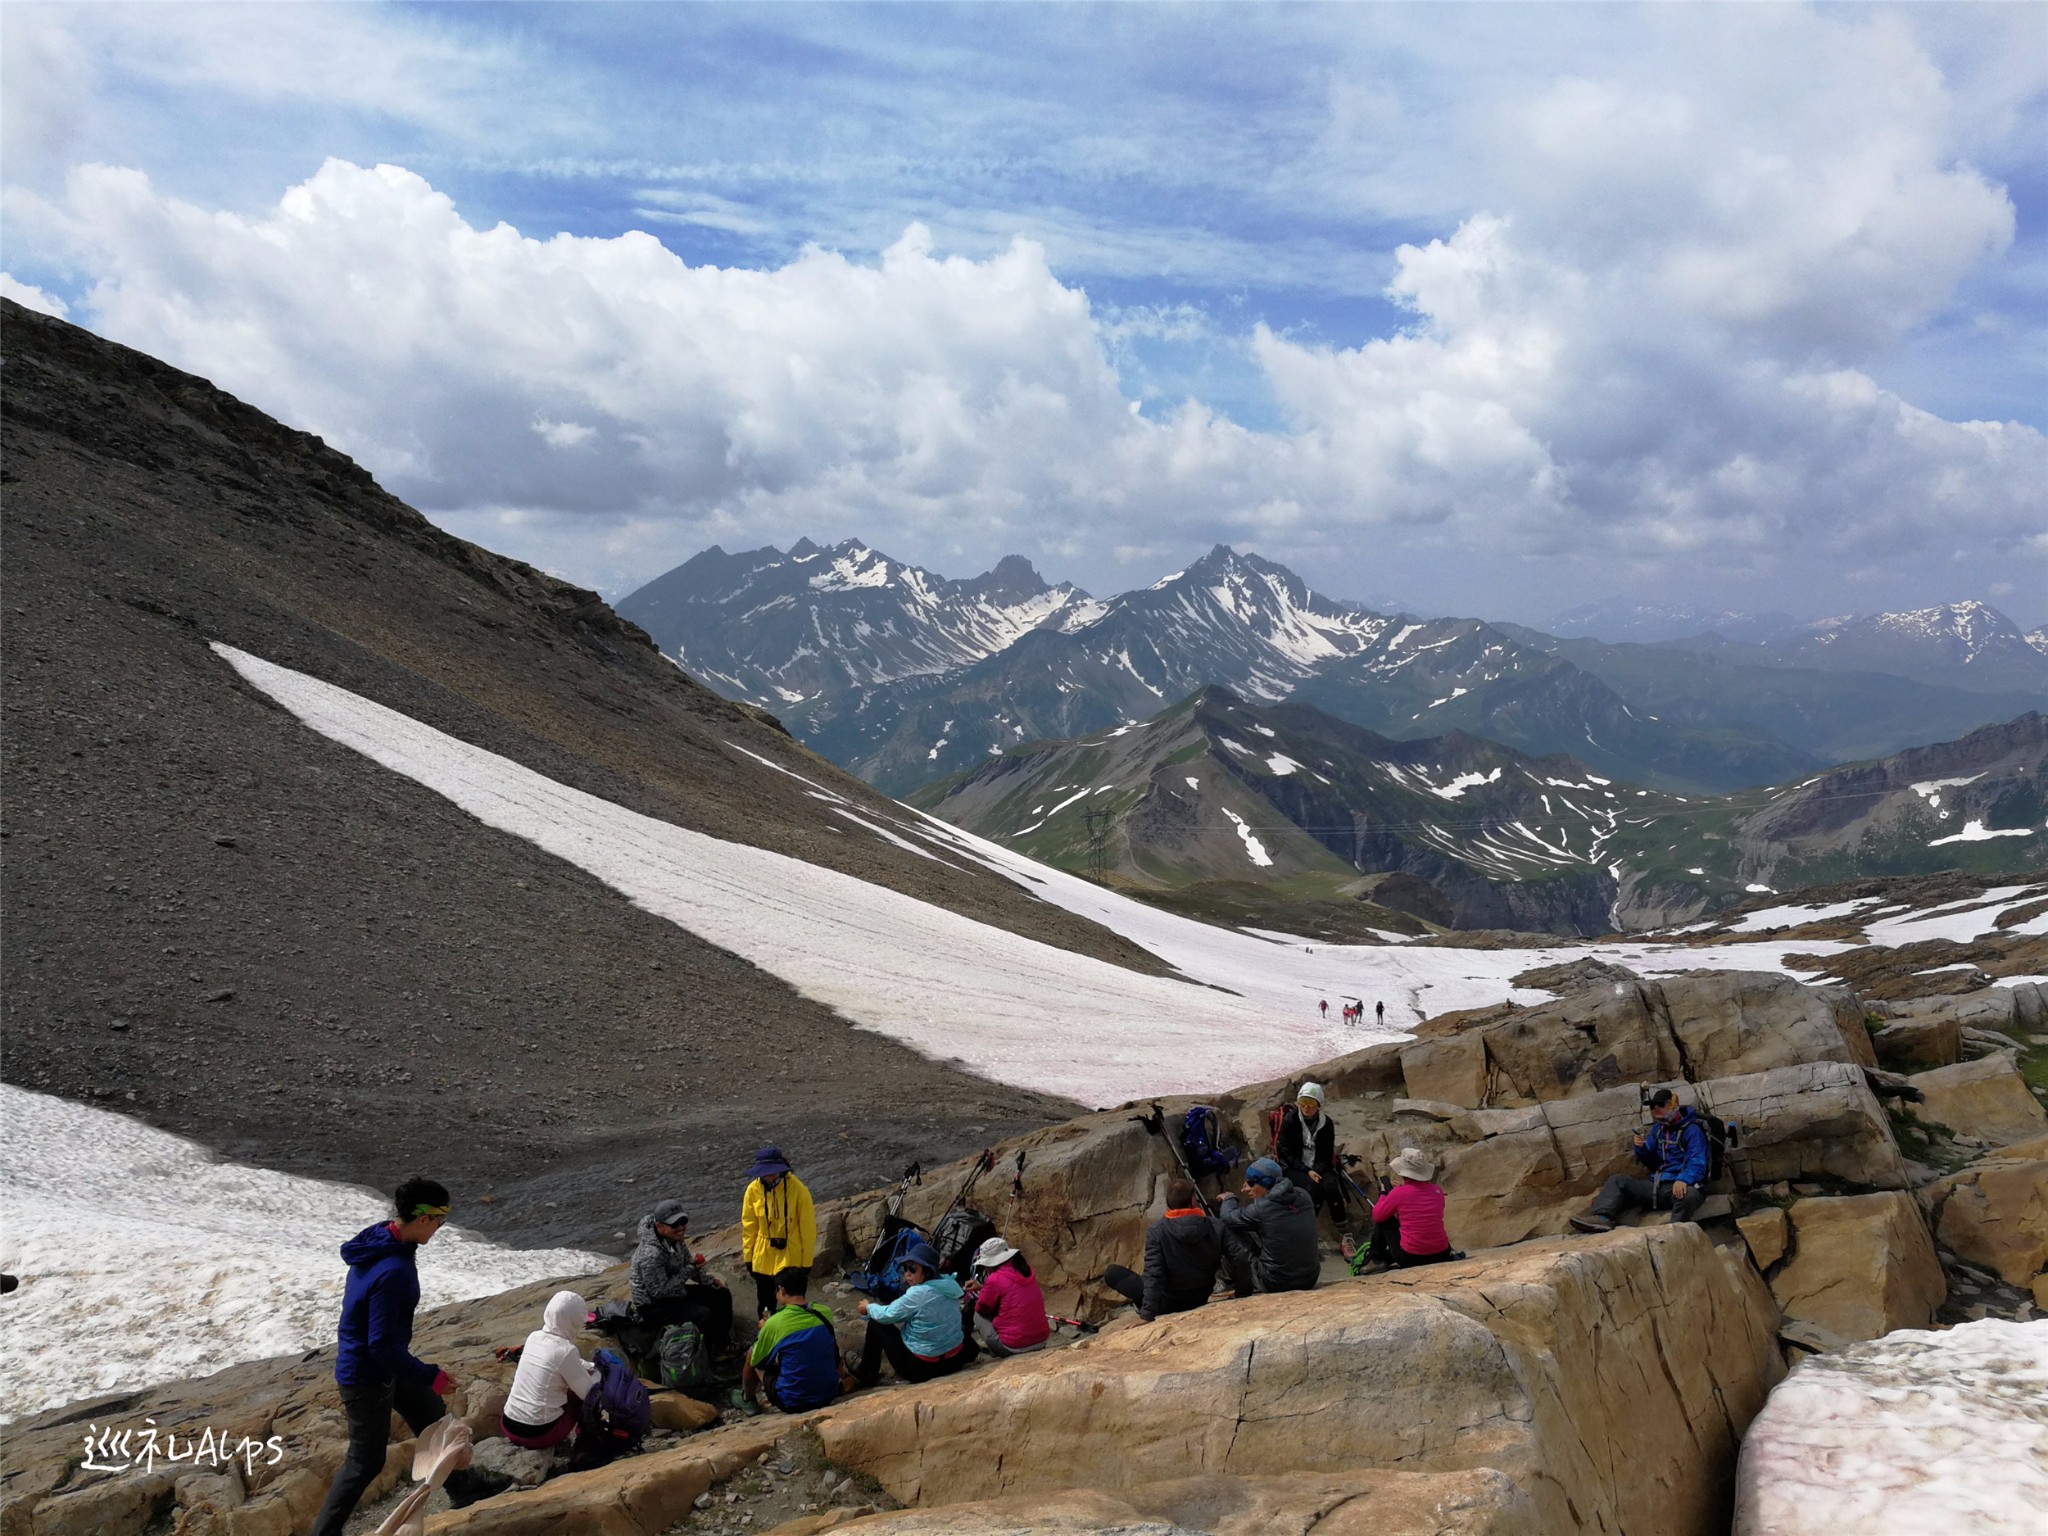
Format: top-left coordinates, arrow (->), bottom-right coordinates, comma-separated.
0,272 -> 67,317
5,4 -> 2041,610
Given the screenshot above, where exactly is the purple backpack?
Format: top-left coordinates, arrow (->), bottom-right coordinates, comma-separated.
581,1348 -> 651,1449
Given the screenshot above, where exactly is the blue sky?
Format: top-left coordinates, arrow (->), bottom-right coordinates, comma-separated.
4,3 -> 2045,625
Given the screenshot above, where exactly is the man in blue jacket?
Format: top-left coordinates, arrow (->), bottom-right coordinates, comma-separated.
1570,1090 -> 1710,1231
310,1177 -> 484,1536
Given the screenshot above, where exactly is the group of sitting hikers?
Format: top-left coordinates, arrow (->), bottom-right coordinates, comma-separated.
312,1089 -> 1716,1526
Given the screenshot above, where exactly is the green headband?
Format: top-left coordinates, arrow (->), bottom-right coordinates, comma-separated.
408,1203 -> 451,1220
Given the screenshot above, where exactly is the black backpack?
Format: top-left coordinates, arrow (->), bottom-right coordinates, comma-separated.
656,1321 -> 714,1399
1693,1110 -> 1738,1181
932,1208 -> 999,1280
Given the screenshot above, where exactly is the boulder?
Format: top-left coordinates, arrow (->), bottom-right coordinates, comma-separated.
781,1468 -> 1538,1534
1657,972 -> 1876,1077
1918,1136 -> 2048,1289
810,1226 -> 1782,1536
1734,1318 -> 2048,1536
1869,1016 -> 1962,1071
1366,1061 -> 1907,1251
1883,988 -> 2024,1034
649,1394 -> 720,1434
1736,1207 -> 1789,1271
1768,1193 -> 1946,1342
1398,1035 -> 1489,1108
1907,1052 -> 2048,1147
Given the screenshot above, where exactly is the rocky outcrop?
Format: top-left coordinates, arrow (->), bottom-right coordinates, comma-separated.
1395,971 -> 1873,1110
1870,1015 -> 1962,1070
806,1226 -> 1779,1536
770,1468 -> 1537,1535
1767,1193 -> 1946,1342
1919,1135 -> 2048,1292
1907,1052 -> 2048,1147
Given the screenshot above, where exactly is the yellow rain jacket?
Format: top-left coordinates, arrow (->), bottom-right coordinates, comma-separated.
741,1173 -> 816,1275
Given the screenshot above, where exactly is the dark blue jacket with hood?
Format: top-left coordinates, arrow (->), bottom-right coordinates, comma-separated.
334,1222 -> 437,1390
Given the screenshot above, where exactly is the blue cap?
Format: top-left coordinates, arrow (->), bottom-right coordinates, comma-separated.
1245,1158 -> 1283,1188
903,1241 -> 942,1271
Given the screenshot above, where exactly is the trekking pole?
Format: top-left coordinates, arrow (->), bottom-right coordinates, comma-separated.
885,1161 -> 922,1220
1129,1101 -> 1216,1214
1010,1149 -> 1027,1211
941,1149 -> 997,1221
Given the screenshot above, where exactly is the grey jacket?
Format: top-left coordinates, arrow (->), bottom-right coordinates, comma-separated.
1217,1177 -> 1320,1292
629,1214 -> 705,1307
1142,1209 -> 1253,1318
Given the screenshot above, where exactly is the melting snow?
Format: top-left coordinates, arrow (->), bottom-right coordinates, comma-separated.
1929,819 -> 2037,847
0,1085 -> 602,1423
1221,808 -> 1274,867
1732,1318 -> 2048,1536
1430,767 -> 1503,800
1267,753 -> 1302,776
1184,777 -> 1200,791
1910,774 -> 1982,810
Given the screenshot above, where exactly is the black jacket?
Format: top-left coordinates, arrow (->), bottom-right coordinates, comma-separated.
1141,1209 -> 1252,1318
1276,1107 -> 1336,1184
1218,1178 -> 1320,1292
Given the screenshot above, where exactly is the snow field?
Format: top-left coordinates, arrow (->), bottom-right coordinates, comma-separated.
0,1085 -> 602,1423
1734,1318 -> 2048,1535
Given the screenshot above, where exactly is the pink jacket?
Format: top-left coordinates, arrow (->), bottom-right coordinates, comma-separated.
974,1264 -> 1050,1350
1371,1181 -> 1449,1256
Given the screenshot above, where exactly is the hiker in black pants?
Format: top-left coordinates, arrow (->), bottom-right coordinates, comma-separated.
628,1200 -> 734,1355
1570,1089 -> 1710,1232
1375,1000 -> 1385,1026
1275,1083 -> 1348,1239
1104,1177 -> 1252,1320
1217,1160 -> 1320,1293
309,1178 -> 489,1536
852,1242 -> 977,1386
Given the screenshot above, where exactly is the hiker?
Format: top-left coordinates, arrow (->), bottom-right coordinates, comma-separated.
742,1147 -> 817,1319
1217,1159 -> 1320,1293
1356,1149 -> 1455,1270
743,1272 -> 847,1413
309,1178 -> 488,1536
1103,1177 -> 1252,1320
1570,1089 -> 1709,1231
852,1240 -> 978,1386
1320,999 -> 1329,1020
1275,1082 -> 1347,1234
964,1235 -> 1050,1356
628,1200 -> 733,1355
500,1290 -> 600,1450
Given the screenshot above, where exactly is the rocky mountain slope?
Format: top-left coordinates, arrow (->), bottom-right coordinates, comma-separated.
915,691 -> 2048,934
1768,602 -> 2048,696
0,298 -> 1167,1246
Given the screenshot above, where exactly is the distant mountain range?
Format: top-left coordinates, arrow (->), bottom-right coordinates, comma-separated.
620,540 -> 2048,799
913,692 -> 2048,935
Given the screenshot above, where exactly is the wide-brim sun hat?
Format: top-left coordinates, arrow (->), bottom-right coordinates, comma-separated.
1390,1148 -> 1436,1182
973,1235 -> 1020,1269
746,1146 -> 792,1180
903,1240 -> 943,1272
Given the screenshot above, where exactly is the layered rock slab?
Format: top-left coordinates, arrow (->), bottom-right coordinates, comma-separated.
808,1226 -> 1781,1536
1907,1052 -> 2048,1148
1919,1135 -> 2048,1291
1767,1193 -> 1946,1343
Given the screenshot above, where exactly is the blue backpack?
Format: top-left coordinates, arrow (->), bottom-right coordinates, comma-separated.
847,1219 -> 929,1303
1180,1106 -> 1237,1177
581,1348 -> 651,1450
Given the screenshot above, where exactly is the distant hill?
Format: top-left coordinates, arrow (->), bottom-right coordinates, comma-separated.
915,689 -> 2048,935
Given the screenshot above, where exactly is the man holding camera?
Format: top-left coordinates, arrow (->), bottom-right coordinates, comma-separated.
1569,1088 -> 1709,1232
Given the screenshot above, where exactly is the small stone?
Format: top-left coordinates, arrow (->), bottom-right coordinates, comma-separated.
108,1019 -> 129,1032
206,988 -> 235,1003
694,1493 -> 711,1509
213,835 -> 237,847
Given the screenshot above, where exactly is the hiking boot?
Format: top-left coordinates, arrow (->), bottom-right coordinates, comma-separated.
1568,1212 -> 1615,1234
1339,1233 -> 1358,1261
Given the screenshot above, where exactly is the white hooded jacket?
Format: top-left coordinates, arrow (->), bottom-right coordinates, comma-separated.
502,1289 -> 601,1427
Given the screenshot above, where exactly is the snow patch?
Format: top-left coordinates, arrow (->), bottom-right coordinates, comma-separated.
1266,753 -> 1302,776
1429,767 -> 1503,800
1929,819 -> 2037,847
1220,809 -> 1274,867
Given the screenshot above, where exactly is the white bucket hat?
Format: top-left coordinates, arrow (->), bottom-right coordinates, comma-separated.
973,1234 -> 1021,1269
1296,1082 -> 1325,1105
1389,1148 -> 1436,1182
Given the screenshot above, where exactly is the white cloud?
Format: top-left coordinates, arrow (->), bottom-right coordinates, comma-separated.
0,272 -> 67,317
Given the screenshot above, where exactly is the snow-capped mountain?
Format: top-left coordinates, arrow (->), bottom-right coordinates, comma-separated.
917,690 -> 2048,936
1770,602 -> 2048,695
2030,626 -> 2048,658
617,539 -> 1094,709
1546,600 -> 1805,647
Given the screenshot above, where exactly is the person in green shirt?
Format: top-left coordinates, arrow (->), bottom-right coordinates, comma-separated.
742,1273 -> 847,1412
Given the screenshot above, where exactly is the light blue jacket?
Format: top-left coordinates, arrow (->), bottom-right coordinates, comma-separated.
866,1274 -> 966,1358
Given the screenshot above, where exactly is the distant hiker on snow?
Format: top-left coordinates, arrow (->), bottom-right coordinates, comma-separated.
1319,999 -> 1328,1020
852,1240 -> 978,1386
1354,1149 -> 1456,1271
500,1290 -> 600,1450
741,1147 -> 817,1319
1571,1089 -> 1709,1231
309,1177 -> 489,1536
743,1272 -> 847,1413
1217,1159 -> 1320,1293
964,1234 -> 1050,1357
1103,1176 -> 1252,1320
628,1200 -> 733,1355
1275,1082 -> 1347,1238
1376,1000 -> 1385,1026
